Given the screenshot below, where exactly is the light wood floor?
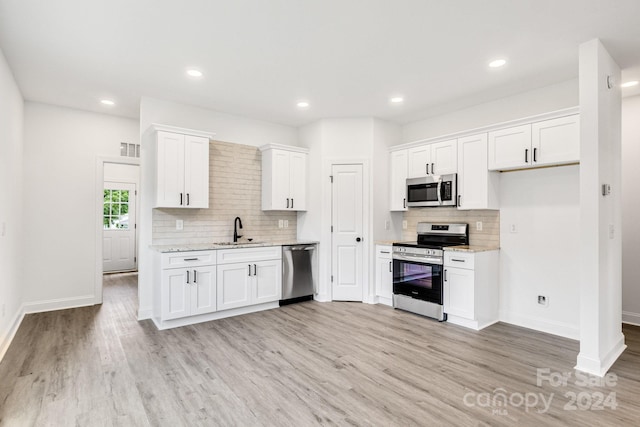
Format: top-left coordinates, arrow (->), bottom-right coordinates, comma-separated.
1,274 -> 639,426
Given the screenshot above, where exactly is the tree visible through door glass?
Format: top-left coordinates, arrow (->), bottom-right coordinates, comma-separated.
103,189 -> 130,229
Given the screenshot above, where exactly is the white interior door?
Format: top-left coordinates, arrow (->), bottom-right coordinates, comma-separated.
103,182 -> 137,272
331,164 -> 364,301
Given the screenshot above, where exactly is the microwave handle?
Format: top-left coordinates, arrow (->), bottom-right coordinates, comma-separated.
437,178 -> 443,205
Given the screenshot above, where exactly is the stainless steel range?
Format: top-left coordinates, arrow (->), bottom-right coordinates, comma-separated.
392,223 -> 469,321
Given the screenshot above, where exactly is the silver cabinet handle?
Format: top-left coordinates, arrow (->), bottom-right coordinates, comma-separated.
533,147 -> 538,162
458,195 -> 461,207
451,258 -> 465,263
388,261 -> 392,272
525,148 -> 529,163
403,198 -> 406,208
193,269 -> 197,283
286,198 -> 290,208
187,193 -> 190,206
253,264 -> 257,276
291,198 -> 294,209
186,270 -> 190,284
431,163 -> 435,174
184,258 -> 199,261
380,251 -> 390,254
426,163 -> 429,175
248,264 -> 252,276
180,192 -> 183,206
444,269 -> 447,282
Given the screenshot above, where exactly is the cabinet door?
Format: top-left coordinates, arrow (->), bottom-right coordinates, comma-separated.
532,115 -> 580,166
289,152 -> 307,211
444,267 -> 475,320
375,256 -> 393,300
191,265 -> 217,316
407,145 -> 431,178
183,135 -> 210,208
431,139 -> 457,175
457,133 -> 495,210
271,150 -> 291,210
156,132 -> 185,208
217,263 -> 253,310
488,124 -> 532,171
253,260 -> 282,304
389,150 -> 408,211
161,268 -> 190,320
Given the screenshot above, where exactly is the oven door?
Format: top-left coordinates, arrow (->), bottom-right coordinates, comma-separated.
392,255 -> 443,304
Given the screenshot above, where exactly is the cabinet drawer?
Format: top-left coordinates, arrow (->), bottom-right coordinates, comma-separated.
217,246 -> 282,264
376,245 -> 392,259
444,252 -> 475,270
162,250 -> 216,269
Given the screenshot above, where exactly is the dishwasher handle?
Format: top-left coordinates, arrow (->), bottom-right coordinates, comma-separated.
283,245 -> 316,251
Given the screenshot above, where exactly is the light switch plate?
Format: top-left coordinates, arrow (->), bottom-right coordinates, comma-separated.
278,220 -> 284,229
176,220 -> 183,230
402,220 -> 408,230
476,221 -> 483,231
284,220 -> 289,228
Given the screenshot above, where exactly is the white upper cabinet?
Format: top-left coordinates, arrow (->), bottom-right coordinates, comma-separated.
407,139 -> 457,178
457,133 -> 499,210
260,144 -> 308,211
488,114 -> 579,171
389,149 -> 408,211
152,126 -> 212,208
488,124 -> 532,171
532,115 -> 580,166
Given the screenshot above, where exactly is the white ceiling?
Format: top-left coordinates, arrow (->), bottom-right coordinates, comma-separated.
1,0 -> 640,126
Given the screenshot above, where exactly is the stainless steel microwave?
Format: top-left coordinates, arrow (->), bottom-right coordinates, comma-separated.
406,174 -> 457,207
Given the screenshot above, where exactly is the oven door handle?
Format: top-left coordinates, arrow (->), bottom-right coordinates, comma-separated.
392,253 -> 443,265
437,178 -> 443,205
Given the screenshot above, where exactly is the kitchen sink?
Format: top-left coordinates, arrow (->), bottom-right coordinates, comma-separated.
213,241 -> 266,246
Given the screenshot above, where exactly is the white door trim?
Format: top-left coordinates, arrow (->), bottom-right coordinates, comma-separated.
324,158 -> 370,302
95,156 -> 140,305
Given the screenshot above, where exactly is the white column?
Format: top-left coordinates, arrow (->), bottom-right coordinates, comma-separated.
576,39 -> 626,376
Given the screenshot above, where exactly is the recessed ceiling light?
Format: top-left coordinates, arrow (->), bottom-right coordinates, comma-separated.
489,59 -> 507,68
297,101 -> 309,108
100,99 -> 115,106
390,97 -> 404,104
186,69 -> 203,78
621,80 -> 639,88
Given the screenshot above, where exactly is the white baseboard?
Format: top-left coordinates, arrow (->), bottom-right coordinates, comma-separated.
23,295 -> 96,314
499,310 -> 579,340
314,293 -> 331,302
622,311 -> 640,326
576,334 -> 627,377
0,304 -> 26,363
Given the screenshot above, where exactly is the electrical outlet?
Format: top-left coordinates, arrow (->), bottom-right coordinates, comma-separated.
176,220 -> 183,231
402,220 -> 408,230
278,220 -> 284,229
538,295 -> 549,307
476,221 -> 483,231
284,220 -> 289,228
510,224 -> 517,233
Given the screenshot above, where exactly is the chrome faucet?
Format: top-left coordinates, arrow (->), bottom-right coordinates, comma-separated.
233,217 -> 243,243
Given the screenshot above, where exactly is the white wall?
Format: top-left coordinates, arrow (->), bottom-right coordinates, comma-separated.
576,39 -> 624,376
622,95 -> 640,325
138,97 -> 299,318
0,49 -> 24,360
139,97 -> 298,147
499,166 -> 580,339
22,103 -> 139,310
401,79 -> 578,143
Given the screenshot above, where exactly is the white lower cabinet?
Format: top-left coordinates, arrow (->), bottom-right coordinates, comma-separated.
161,252 -> 217,321
155,246 -> 282,329
375,245 -> 393,306
443,250 -> 499,330
217,247 -> 282,311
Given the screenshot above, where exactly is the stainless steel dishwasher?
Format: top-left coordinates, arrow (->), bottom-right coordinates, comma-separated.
280,244 -> 317,305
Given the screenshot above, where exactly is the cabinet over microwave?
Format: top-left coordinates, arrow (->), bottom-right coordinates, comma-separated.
406,174 -> 457,207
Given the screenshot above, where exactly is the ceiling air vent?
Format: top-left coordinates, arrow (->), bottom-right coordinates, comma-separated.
120,142 -> 140,158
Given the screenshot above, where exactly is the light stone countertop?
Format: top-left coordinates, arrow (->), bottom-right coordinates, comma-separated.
443,245 -> 500,253
151,240 -> 319,253
375,240 -> 397,246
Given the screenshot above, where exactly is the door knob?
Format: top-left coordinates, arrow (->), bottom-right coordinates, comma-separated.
356,237 -> 362,242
